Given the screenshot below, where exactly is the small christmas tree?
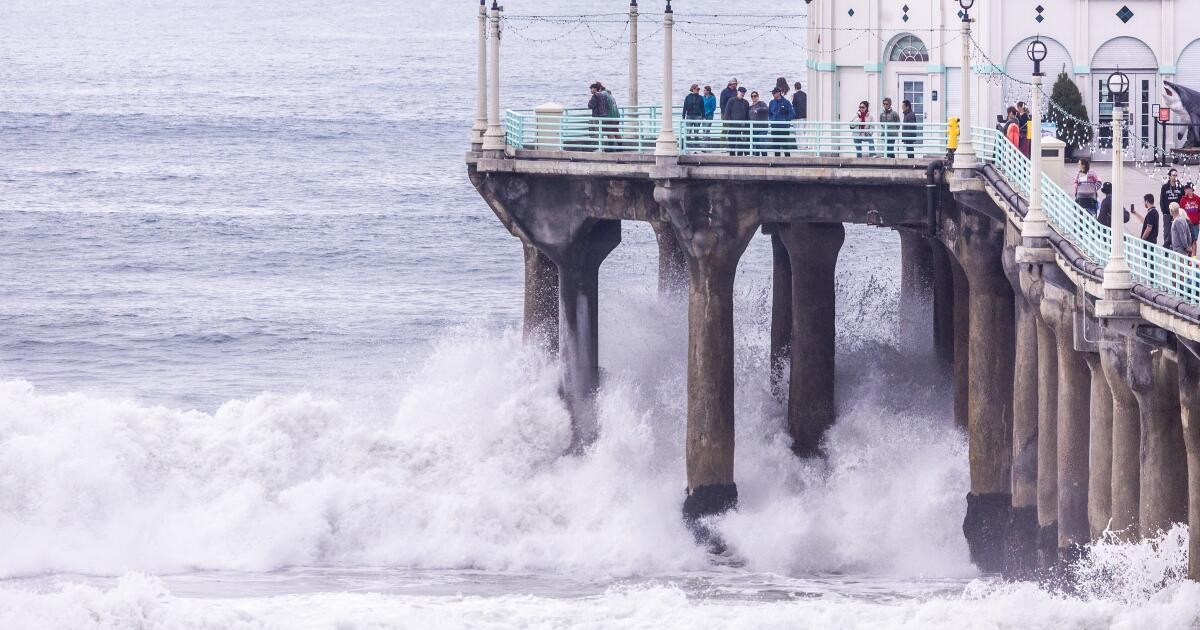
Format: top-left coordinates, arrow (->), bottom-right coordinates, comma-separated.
1045,66 -> 1092,155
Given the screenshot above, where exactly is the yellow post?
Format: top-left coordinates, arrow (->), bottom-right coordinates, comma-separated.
948,117 -> 960,150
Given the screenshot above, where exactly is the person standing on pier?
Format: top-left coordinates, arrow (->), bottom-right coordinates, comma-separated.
1073,159 -> 1101,217
769,87 -> 796,157
879,98 -> 901,158
682,83 -> 706,146
1180,182 -> 1200,244
749,91 -> 769,156
792,81 -> 809,152
1017,101 -> 1031,158
719,79 -> 738,118
851,101 -> 874,157
587,82 -> 612,147
724,86 -> 750,156
1169,202 -> 1194,257
1141,194 -> 1161,244
901,99 -> 919,159
703,86 -> 717,121
1161,168 -> 1184,250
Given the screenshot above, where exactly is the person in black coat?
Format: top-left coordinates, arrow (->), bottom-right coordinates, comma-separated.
723,87 -> 750,155
719,79 -> 738,117
682,83 -> 706,146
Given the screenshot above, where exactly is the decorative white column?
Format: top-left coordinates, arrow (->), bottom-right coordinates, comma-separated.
472,0 -> 488,148
482,1 -> 506,153
629,0 -> 639,109
1024,73 -> 1049,239
956,14 -> 978,168
654,1 -> 678,157
1102,105 -> 1133,293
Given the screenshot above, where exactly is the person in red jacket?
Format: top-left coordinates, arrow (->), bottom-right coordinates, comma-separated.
1180,182 -> 1200,244
1003,107 -> 1020,148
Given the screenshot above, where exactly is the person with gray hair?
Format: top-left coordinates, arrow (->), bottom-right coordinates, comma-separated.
1170,202 -> 1194,257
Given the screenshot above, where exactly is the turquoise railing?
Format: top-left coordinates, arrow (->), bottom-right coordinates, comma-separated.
974,127 -> 1200,306
504,107 -> 950,158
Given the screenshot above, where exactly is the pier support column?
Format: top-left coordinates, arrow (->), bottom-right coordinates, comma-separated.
951,257 -> 970,429
652,221 -> 687,294
955,212 -> 1014,573
1085,351 -> 1113,541
555,221 -> 622,451
1035,315 -> 1059,565
522,244 -> 559,351
655,182 -> 759,531
769,230 -> 792,400
1129,343 -> 1188,537
1102,338 -> 1140,537
1042,288 -> 1090,561
778,222 -> 845,457
1007,294 -> 1040,577
930,241 -> 956,375
898,231 -> 936,361
1176,342 -> 1200,581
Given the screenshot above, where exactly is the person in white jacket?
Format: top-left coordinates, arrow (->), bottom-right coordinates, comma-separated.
851,100 -> 875,157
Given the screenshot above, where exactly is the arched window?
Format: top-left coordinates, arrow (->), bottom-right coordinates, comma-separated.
889,35 -> 929,62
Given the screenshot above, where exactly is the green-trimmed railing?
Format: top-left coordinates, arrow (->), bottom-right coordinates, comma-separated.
503,107 -> 949,157
974,127 -> 1200,306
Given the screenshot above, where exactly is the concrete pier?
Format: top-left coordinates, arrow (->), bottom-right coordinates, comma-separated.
1008,293 -> 1040,574
1084,351 -> 1114,540
522,244 -> 559,350
1129,344 -> 1188,537
655,183 -> 760,528
769,230 -> 792,400
1101,338 -> 1140,537
1176,342 -> 1200,581
930,241 -> 957,375
951,257 -> 970,430
555,221 -> 622,450
1043,287 -> 1090,559
898,231 -> 936,360
955,212 -> 1014,573
779,222 -> 845,457
1036,315 -> 1059,564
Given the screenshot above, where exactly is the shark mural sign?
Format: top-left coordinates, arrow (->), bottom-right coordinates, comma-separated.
1164,81 -> 1200,148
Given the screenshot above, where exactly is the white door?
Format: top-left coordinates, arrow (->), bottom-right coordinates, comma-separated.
1094,73 -> 1156,161
898,76 -> 927,122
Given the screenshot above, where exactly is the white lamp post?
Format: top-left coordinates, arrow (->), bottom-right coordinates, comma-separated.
482,1 -> 506,153
654,1 -> 678,157
472,0 -> 488,148
629,0 -> 639,109
1102,70 -> 1133,294
1024,37 -> 1050,240
955,0 -> 978,169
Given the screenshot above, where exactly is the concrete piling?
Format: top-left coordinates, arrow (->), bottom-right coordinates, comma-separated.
955,213 -> 1015,573
1007,295 -> 1040,575
778,222 -> 845,457
1036,315 -> 1059,565
930,241 -> 957,375
769,230 -> 792,400
951,257 -> 970,430
1129,344 -> 1188,537
555,220 -> 622,451
1176,342 -> 1200,581
1101,338 -> 1140,538
1084,352 -> 1114,541
898,231 -> 936,361
522,243 -> 559,351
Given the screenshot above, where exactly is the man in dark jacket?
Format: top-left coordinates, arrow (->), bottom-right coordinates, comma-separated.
748,91 -> 769,157
682,83 -> 705,147
1161,168 -> 1184,250
901,99 -> 919,158
723,86 -> 750,155
791,82 -> 808,120
719,79 -> 738,117
587,82 -> 611,148
768,87 -> 796,156
1141,194 -> 1161,244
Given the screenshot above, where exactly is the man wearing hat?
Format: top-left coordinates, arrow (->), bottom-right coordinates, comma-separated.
719,79 -> 738,118
768,86 -> 796,157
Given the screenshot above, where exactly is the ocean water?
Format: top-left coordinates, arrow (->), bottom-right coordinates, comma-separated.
1,0 -> 1198,627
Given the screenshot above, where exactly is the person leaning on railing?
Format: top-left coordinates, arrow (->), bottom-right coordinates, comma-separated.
587,82 -> 611,148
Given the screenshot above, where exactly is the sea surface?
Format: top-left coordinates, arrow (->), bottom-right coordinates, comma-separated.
1,1 -> 1198,628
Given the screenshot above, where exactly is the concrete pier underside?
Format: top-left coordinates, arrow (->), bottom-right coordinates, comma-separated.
469,154 -> 1200,580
